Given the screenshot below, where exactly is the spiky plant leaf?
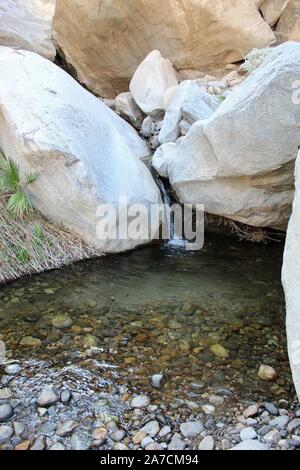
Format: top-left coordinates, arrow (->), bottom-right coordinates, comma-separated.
2,159 -> 20,192
25,172 -> 37,185
7,191 -> 33,218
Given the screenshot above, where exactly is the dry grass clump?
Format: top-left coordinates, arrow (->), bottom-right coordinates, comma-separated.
205,213 -> 284,244
0,200 -> 102,284
0,151 -> 102,284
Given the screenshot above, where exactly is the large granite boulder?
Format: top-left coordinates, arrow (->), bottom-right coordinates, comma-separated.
276,0 -> 300,42
53,0 -> 275,97
282,149 -> 300,401
0,47 -> 160,252
0,0 -> 56,60
153,42 -> 300,230
260,0 -> 291,26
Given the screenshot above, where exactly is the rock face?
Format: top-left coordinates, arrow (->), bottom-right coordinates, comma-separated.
53,0 -> 275,97
153,42 -> 300,230
0,47 -> 161,253
282,149 -> 300,401
260,0 -> 291,26
276,0 -> 300,42
0,0 -> 56,60
129,50 -> 178,117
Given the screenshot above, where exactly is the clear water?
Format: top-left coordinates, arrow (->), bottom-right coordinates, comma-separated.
0,233 -> 294,406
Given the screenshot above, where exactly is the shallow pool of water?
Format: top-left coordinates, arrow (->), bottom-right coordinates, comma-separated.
0,233 -> 294,408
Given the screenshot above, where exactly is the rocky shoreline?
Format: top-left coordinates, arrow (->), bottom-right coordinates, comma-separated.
0,358 -> 300,451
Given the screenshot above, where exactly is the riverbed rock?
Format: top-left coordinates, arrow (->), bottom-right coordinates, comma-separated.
0,47 -> 161,253
0,0 -> 56,60
198,435 -> 214,451
19,336 -> 41,348
0,404 -> 14,422
180,421 -> 204,437
0,425 -> 13,444
277,0 -> 300,42
129,50 -> 178,117
155,42 -> 300,230
51,314 -> 73,329
36,387 -> 59,407
53,0 -> 275,97
258,364 -> 277,381
130,395 -> 150,409
230,439 -> 269,450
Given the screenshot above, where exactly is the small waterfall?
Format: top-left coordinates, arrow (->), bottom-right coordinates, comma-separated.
145,160 -> 186,249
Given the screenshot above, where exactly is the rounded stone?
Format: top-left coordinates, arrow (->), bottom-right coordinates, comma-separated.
150,373 -> 164,389
210,344 -> 230,359
0,404 -> 14,422
19,336 -> 41,348
180,421 -> 204,437
258,364 -> 277,381
4,363 -> 21,375
130,395 -> 150,409
60,389 -> 72,404
51,314 -> 73,329
37,388 -> 59,407
198,435 -> 215,451
0,425 -> 14,444
240,427 -> 257,441
111,429 -> 126,442
82,334 -> 99,348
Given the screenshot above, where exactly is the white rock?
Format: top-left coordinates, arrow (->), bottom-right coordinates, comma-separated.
140,420 -> 160,437
158,42 -> 300,230
258,364 -> 277,381
240,427 -> 258,441
198,435 -> 215,450
130,50 -> 178,117
152,143 -> 177,178
263,429 -> 281,445
159,81 -> 218,144
230,439 -> 269,450
0,0 -> 56,60
0,47 -> 160,254
115,92 -> 144,128
180,421 -> 204,437
130,395 -> 150,409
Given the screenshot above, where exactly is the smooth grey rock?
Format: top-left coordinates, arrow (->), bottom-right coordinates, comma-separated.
264,403 -> 279,415
198,435 -> 215,450
0,425 -> 13,444
168,434 -> 186,450
60,389 -> 72,404
131,395 -> 150,409
0,404 -> 13,422
56,420 -> 79,437
269,415 -> 289,429
51,315 -> 73,329
70,430 -> 92,450
4,363 -> 21,375
150,373 -> 164,389
180,421 -> 204,438
31,435 -> 46,450
37,388 -> 58,407
287,418 -> 300,433
110,430 -> 126,442
230,439 -> 269,450
240,427 -> 257,441
140,420 -> 160,437
264,429 -> 281,445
